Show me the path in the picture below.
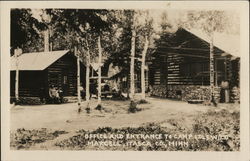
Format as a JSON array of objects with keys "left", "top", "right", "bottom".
[{"left": 10, "top": 97, "right": 210, "bottom": 131}]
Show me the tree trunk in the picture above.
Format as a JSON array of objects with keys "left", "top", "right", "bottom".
[
  {"left": 209, "top": 34, "right": 215, "bottom": 101},
  {"left": 126, "top": 72, "right": 130, "bottom": 98},
  {"left": 85, "top": 39, "right": 90, "bottom": 111},
  {"left": 141, "top": 36, "right": 149, "bottom": 100},
  {"left": 97, "top": 36, "right": 102, "bottom": 106},
  {"left": 75, "top": 46, "right": 81, "bottom": 106},
  {"left": 130, "top": 29, "right": 136, "bottom": 101},
  {"left": 14, "top": 48, "right": 21, "bottom": 102}
]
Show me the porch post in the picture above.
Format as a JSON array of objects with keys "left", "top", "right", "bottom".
[{"left": 215, "top": 58, "right": 218, "bottom": 87}]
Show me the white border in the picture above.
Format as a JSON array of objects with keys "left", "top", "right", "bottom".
[{"left": 1, "top": 1, "right": 249, "bottom": 161}]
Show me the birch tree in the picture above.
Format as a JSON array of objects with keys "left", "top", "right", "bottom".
[
  {"left": 96, "top": 35, "right": 103, "bottom": 110},
  {"left": 75, "top": 46, "right": 81, "bottom": 107},
  {"left": 45, "top": 9, "right": 111, "bottom": 113},
  {"left": 181, "top": 10, "right": 232, "bottom": 105},
  {"left": 14, "top": 48, "right": 22, "bottom": 104},
  {"left": 139, "top": 11, "right": 154, "bottom": 102},
  {"left": 130, "top": 21, "right": 136, "bottom": 101},
  {"left": 127, "top": 11, "right": 138, "bottom": 112},
  {"left": 140, "top": 35, "right": 149, "bottom": 101},
  {"left": 85, "top": 36, "right": 91, "bottom": 113}
]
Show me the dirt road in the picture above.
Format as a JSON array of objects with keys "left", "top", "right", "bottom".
[{"left": 11, "top": 97, "right": 213, "bottom": 132}]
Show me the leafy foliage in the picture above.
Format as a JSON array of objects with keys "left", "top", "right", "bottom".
[
  {"left": 11, "top": 9, "right": 47, "bottom": 54},
  {"left": 181, "top": 10, "right": 231, "bottom": 36},
  {"left": 54, "top": 109, "right": 239, "bottom": 151}
]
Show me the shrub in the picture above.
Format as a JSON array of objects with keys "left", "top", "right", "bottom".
[
  {"left": 137, "top": 99, "right": 149, "bottom": 104},
  {"left": 128, "top": 100, "right": 142, "bottom": 113}
]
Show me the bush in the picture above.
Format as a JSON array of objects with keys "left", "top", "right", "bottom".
[
  {"left": 10, "top": 97, "right": 68, "bottom": 105},
  {"left": 13, "top": 97, "right": 42, "bottom": 105},
  {"left": 128, "top": 100, "right": 142, "bottom": 113},
  {"left": 137, "top": 99, "right": 149, "bottom": 104},
  {"left": 192, "top": 109, "right": 240, "bottom": 151},
  {"left": 95, "top": 104, "right": 104, "bottom": 111}
]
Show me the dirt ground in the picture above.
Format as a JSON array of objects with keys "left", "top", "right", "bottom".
[
  {"left": 11, "top": 97, "right": 203, "bottom": 130},
  {"left": 10, "top": 96, "right": 240, "bottom": 150}
]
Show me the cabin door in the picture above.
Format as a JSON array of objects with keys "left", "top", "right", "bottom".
[
  {"left": 49, "top": 73, "right": 60, "bottom": 87},
  {"left": 62, "top": 70, "right": 69, "bottom": 96}
]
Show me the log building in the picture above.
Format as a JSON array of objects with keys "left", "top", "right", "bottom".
[
  {"left": 149, "top": 28, "right": 240, "bottom": 103},
  {"left": 10, "top": 50, "right": 85, "bottom": 98}
]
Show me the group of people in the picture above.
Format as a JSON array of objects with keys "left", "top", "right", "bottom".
[
  {"left": 40, "top": 80, "right": 123, "bottom": 104},
  {"left": 48, "top": 85, "right": 64, "bottom": 104}
]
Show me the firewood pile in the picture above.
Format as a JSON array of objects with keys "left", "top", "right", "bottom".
[
  {"left": 167, "top": 85, "right": 210, "bottom": 101},
  {"left": 152, "top": 85, "right": 221, "bottom": 102},
  {"left": 181, "top": 86, "right": 210, "bottom": 101},
  {"left": 150, "top": 85, "right": 167, "bottom": 97},
  {"left": 230, "top": 87, "right": 240, "bottom": 103}
]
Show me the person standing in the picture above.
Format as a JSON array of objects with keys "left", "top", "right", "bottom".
[
  {"left": 221, "top": 80, "right": 230, "bottom": 103},
  {"left": 79, "top": 83, "right": 86, "bottom": 100},
  {"left": 58, "top": 87, "right": 64, "bottom": 103}
]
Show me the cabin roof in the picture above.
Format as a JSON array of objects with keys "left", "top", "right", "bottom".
[
  {"left": 155, "top": 28, "right": 240, "bottom": 59},
  {"left": 10, "top": 50, "right": 69, "bottom": 71},
  {"left": 184, "top": 28, "right": 240, "bottom": 57}
]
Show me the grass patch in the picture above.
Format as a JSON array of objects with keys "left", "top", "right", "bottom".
[
  {"left": 55, "top": 108, "right": 239, "bottom": 151},
  {"left": 10, "top": 128, "right": 68, "bottom": 150}
]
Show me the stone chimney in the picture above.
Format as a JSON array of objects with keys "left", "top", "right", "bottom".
[{"left": 44, "top": 29, "right": 49, "bottom": 52}]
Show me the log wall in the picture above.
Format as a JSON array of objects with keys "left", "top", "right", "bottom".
[
  {"left": 47, "top": 53, "right": 85, "bottom": 96},
  {"left": 10, "top": 71, "right": 45, "bottom": 97},
  {"left": 10, "top": 53, "right": 85, "bottom": 97}
]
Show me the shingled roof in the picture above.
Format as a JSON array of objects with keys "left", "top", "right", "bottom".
[{"left": 10, "top": 50, "right": 69, "bottom": 71}]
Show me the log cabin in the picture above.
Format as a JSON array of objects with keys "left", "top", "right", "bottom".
[
  {"left": 10, "top": 50, "right": 85, "bottom": 99},
  {"left": 149, "top": 28, "right": 240, "bottom": 103}
]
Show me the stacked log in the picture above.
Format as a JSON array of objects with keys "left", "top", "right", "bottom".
[
  {"left": 213, "top": 87, "right": 221, "bottom": 103},
  {"left": 151, "top": 85, "right": 221, "bottom": 102},
  {"left": 230, "top": 87, "right": 240, "bottom": 103},
  {"left": 151, "top": 85, "right": 167, "bottom": 98}
]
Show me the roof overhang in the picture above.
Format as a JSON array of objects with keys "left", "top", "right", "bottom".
[{"left": 10, "top": 50, "right": 69, "bottom": 71}]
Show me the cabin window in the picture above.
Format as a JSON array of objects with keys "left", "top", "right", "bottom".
[
  {"left": 180, "top": 62, "right": 208, "bottom": 77},
  {"left": 63, "top": 76, "right": 67, "bottom": 84}
]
